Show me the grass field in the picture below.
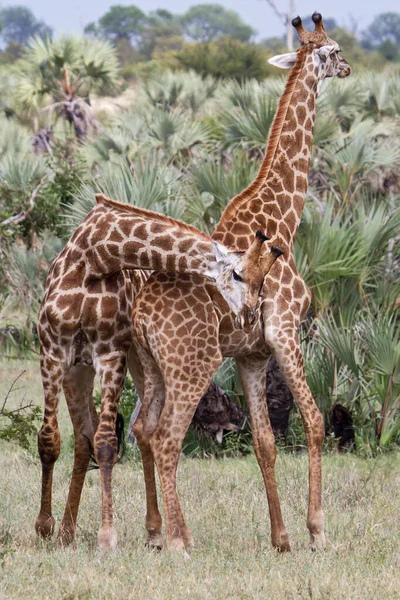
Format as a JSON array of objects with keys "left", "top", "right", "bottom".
[{"left": 0, "top": 361, "right": 399, "bottom": 600}]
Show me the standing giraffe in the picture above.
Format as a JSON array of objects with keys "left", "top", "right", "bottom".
[
  {"left": 35, "top": 192, "right": 281, "bottom": 551},
  {"left": 131, "top": 13, "right": 351, "bottom": 555}
]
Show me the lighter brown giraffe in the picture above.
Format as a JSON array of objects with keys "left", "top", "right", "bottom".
[
  {"left": 131, "top": 13, "right": 351, "bottom": 556},
  {"left": 35, "top": 193, "right": 282, "bottom": 551}
]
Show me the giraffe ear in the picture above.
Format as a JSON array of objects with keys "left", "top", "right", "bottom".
[
  {"left": 268, "top": 52, "right": 298, "bottom": 69},
  {"left": 212, "top": 241, "right": 230, "bottom": 262}
]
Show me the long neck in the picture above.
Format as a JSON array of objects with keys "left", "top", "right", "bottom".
[
  {"left": 73, "top": 200, "right": 220, "bottom": 279},
  {"left": 213, "top": 47, "right": 318, "bottom": 251}
]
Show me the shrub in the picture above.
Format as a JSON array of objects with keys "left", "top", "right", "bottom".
[{"left": 175, "top": 36, "right": 275, "bottom": 80}]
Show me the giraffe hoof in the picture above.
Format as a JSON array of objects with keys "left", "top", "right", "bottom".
[
  {"left": 57, "top": 524, "right": 76, "bottom": 547},
  {"left": 166, "top": 536, "right": 190, "bottom": 558},
  {"left": 146, "top": 532, "right": 163, "bottom": 551},
  {"left": 309, "top": 531, "right": 326, "bottom": 551},
  {"left": 98, "top": 526, "right": 117, "bottom": 553},
  {"left": 273, "top": 531, "right": 291, "bottom": 553},
  {"left": 35, "top": 514, "right": 56, "bottom": 538},
  {"left": 183, "top": 531, "right": 195, "bottom": 549}
]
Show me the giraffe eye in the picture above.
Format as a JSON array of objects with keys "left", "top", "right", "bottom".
[{"left": 233, "top": 270, "right": 243, "bottom": 283}]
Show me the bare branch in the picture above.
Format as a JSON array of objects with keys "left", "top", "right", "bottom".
[
  {"left": 263, "top": 0, "right": 296, "bottom": 50},
  {"left": 0, "top": 175, "right": 48, "bottom": 227},
  {"left": 1, "top": 370, "right": 26, "bottom": 412},
  {"left": 264, "top": 0, "right": 288, "bottom": 24}
]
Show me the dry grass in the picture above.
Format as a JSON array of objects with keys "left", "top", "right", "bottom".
[{"left": 0, "top": 361, "right": 399, "bottom": 600}]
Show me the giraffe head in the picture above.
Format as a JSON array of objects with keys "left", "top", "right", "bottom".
[
  {"left": 212, "top": 231, "right": 284, "bottom": 332},
  {"left": 268, "top": 12, "right": 351, "bottom": 81}
]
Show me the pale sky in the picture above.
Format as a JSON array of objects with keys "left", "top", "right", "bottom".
[{"left": 7, "top": 0, "right": 400, "bottom": 40}]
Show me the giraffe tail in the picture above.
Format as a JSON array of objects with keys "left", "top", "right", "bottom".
[{"left": 84, "top": 412, "right": 126, "bottom": 472}]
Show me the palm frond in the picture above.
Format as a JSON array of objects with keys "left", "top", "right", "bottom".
[{"left": 65, "top": 155, "right": 183, "bottom": 232}]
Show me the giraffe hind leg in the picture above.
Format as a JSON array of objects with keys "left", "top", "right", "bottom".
[
  {"left": 94, "top": 353, "right": 127, "bottom": 552},
  {"left": 150, "top": 374, "right": 218, "bottom": 557},
  {"left": 133, "top": 347, "right": 165, "bottom": 549},
  {"left": 57, "top": 365, "right": 98, "bottom": 547},
  {"left": 35, "top": 355, "right": 63, "bottom": 539}
]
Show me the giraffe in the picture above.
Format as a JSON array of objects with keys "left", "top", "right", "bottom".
[
  {"left": 35, "top": 192, "right": 282, "bottom": 551},
  {"left": 131, "top": 13, "right": 351, "bottom": 556}
]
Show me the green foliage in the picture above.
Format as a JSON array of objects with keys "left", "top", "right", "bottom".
[
  {"left": 139, "top": 9, "right": 183, "bottom": 60},
  {"left": 314, "top": 312, "right": 400, "bottom": 448},
  {"left": 186, "top": 154, "right": 258, "bottom": 231},
  {"left": 42, "top": 144, "right": 88, "bottom": 223},
  {"left": 0, "top": 5, "right": 52, "bottom": 46},
  {"left": 15, "top": 35, "right": 121, "bottom": 131},
  {"left": 180, "top": 4, "right": 255, "bottom": 43},
  {"left": 1, "top": 38, "right": 400, "bottom": 454},
  {"left": 295, "top": 200, "right": 400, "bottom": 315},
  {"left": 175, "top": 37, "right": 274, "bottom": 80},
  {"left": 1, "top": 234, "right": 63, "bottom": 313},
  {"left": 0, "top": 139, "right": 88, "bottom": 239},
  {"left": 314, "top": 119, "right": 400, "bottom": 203},
  {"left": 66, "top": 155, "right": 185, "bottom": 233},
  {"left": 362, "top": 12, "right": 400, "bottom": 48},
  {"left": 142, "top": 69, "right": 217, "bottom": 113},
  {"left": 85, "top": 5, "right": 146, "bottom": 45},
  {"left": 0, "top": 371, "right": 42, "bottom": 451}
]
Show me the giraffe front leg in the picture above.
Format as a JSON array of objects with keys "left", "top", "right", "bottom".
[
  {"left": 236, "top": 355, "right": 291, "bottom": 552},
  {"left": 35, "top": 356, "right": 63, "bottom": 539},
  {"left": 273, "top": 335, "right": 326, "bottom": 551},
  {"left": 94, "top": 354, "right": 127, "bottom": 553}
]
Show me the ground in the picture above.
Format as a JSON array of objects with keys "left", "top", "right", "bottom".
[{"left": 0, "top": 360, "right": 399, "bottom": 600}]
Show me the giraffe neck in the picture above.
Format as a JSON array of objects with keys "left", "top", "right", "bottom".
[
  {"left": 71, "top": 196, "right": 221, "bottom": 280},
  {"left": 213, "top": 47, "right": 318, "bottom": 251}
]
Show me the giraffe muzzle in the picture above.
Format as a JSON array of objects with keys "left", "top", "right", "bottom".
[{"left": 338, "top": 61, "right": 351, "bottom": 78}]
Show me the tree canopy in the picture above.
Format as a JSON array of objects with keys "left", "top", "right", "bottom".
[
  {"left": 180, "top": 4, "right": 255, "bottom": 43},
  {"left": 85, "top": 4, "right": 146, "bottom": 44},
  {"left": 362, "top": 12, "right": 400, "bottom": 47},
  {"left": 0, "top": 5, "right": 52, "bottom": 45}
]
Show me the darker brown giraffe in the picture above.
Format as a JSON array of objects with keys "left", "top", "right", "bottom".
[
  {"left": 35, "top": 193, "right": 281, "bottom": 551},
  {"left": 131, "top": 13, "right": 351, "bottom": 556}
]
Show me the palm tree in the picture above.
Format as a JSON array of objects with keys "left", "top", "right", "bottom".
[{"left": 15, "top": 36, "right": 121, "bottom": 140}]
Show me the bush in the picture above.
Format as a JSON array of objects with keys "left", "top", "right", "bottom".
[
  {"left": 175, "top": 36, "right": 276, "bottom": 80},
  {"left": 0, "top": 371, "right": 42, "bottom": 451}
]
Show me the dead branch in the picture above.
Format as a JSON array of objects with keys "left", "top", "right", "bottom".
[
  {"left": 265, "top": 0, "right": 288, "bottom": 24},
  {"left": 0, "top": 175, "right": 48, "bottom": 227},
  {"left": 1, "top": 370, "right": 26, "bottom": 412},
  {"left": 263, "top": 0, "right": 295, "bottom": 50}
]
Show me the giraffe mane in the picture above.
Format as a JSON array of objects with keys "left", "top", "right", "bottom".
[
  {"left": 215, "top": 46, "right": 309, "bottom": 226},
  {"left": 95, "top": 193, "right": 211, "bottom": 242}
]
